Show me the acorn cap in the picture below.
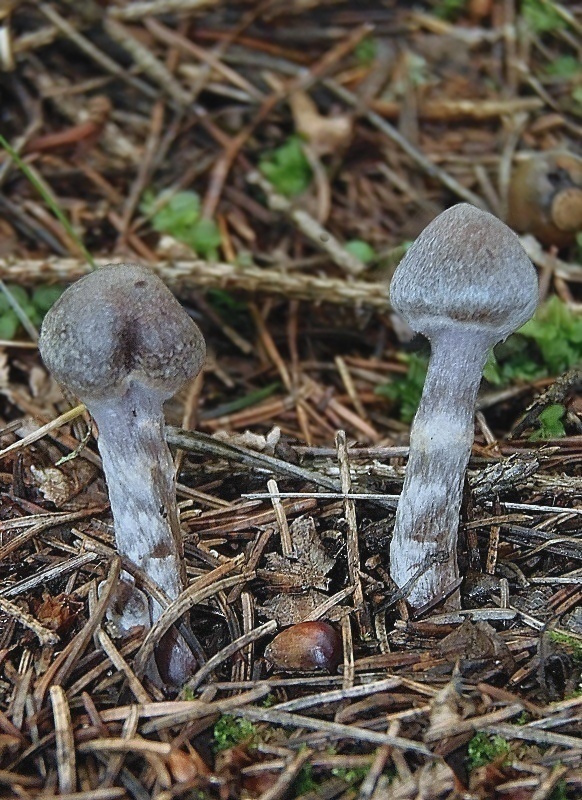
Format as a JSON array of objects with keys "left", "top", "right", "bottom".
[
  {"left": 389, "top": 204, "right": 538, "bottom": 342},
  {"left": 39, "top": 264, "right": 206, "bottom": 401}
]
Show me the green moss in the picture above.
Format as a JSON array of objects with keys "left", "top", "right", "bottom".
[
  {"left": 545, "top": 55, "right": 581, "bottom": 78},
  {"left": 549, "top": 779, "right": 569, "bottom": 800},
  {"left": 467, "top": 732, "right": 511, "bottom": 770},
  {"left": 331, "top": 765, "right": 369, "bottom": 785},
  {"left": 519, "top": 296, "right": 582, "bottom": 375},
  {"left": 213, "top": 715, "right": 259, "bottom": 752},
  {"left": 261, "top": 693, "right": 277, "bottom": 708},
  {"left": 548, "top": 631, "right": 582, "bottom": 662},
  {"left": 354, "top": 36, "right": 378, "bottom": 65},
  {"left": 293, "top": 762, "right": 317, "bottom": 795},
  {"left": 529, "top": 404, "right": 567, "bottom": 441},
  {"left": 434, "top": 0, "right": 468, "bottom": 21}
]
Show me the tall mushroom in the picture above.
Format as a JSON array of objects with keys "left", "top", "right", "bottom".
[
  {"left": 389, "top": 204, "right": 538, "bottom": 610},
  {"left": 39, "top": 264, "right": 206, "bottom": 681}
]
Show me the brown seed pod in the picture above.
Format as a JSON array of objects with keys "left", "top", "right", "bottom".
[
  {"left": 264, "top": 621, "right": 342, "bottom": 672},
  {"left": 507, "top": 151, "right": 582, "bottom": 248}
]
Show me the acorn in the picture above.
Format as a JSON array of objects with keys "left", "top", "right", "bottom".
[
  {"left": 507, "top": 151, "right": 582, "bottom": 248},
  {"left": 264, "top": 621, "right": 342, "bottom": 672}
]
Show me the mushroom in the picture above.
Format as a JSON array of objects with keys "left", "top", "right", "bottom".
[
  {"left": 39, "top": 264, "right": 206, "bottom": 682},
  {"left": 507, "top": 151, "right": 582, "bottom": 248},
  {"left": 388, "top": 204, "right": 538, "bottom": 610}
]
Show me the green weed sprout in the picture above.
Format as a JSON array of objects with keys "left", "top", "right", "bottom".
[
  {"left": 259, "top": 136, "right": 313, "bottom": 197},
  {"left": 345, "top": 239, "right": 376, "bottom": 264},
  {"left": 354, "top": 36, "right": 378, "bottom": 65},
  {"left": 529, "top": 404, "right": 567, "bottom": 441},
  {"left": 0, "top": 283, "right": 64, "bottom": 340},
  {"left": 142, "top": 190, "right": 222, "bottom": 259},
  {"left": 522, "top": 0, "right": 567, "bottom": 33}
]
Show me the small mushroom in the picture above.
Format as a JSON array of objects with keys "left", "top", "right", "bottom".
[
  {"left": 39, "top": 264, "right": 206, "bottom": 682},
  {"left": 507, "top": 151, "right": 582, "bottom": 248},
  {"left": 389, "top": 204, "right": 538, "bottom": 610}
]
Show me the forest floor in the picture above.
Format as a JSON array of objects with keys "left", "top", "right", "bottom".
[{"left": 0, "top": 1, "right": 580, "bottom": 798}]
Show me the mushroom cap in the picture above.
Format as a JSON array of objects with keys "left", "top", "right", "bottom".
[
  {"left": 390, "top": 204, "right": 538, "bottom": 342},
  {"left": 507, "top": 151, "right": 582, "bottom": 247},
  {"left": 551, "top": 186, "right": 582, "bottom": 233},
  {"left": 39, "top": 264, "right": 206, "bottom": 401}
]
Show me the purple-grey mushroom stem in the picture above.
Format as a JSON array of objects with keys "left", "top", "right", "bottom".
[
  {"left": 91, "top": 385, "right": 185, "bottom": 617},
  {"left": 390, "top": 328, "right": 497, "bottom": 608}
]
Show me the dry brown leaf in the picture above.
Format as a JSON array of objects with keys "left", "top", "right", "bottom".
[
  {"left": 425, "top": 672, "right": 475, "bottom": 744},
  {"left": 30, "top": 465, "right": 72, "bottom": 506},
  {"left": 264, "top": 515, "right": 335, "bottom": 591},
  {"left": 212, "top": 426, "right": 281, "bottom": 455},
  {"left": 260, "top": 589, "right": 331, "bottom": 627},
  {"left": 32, "top": 593, "right": 84, "bottom": 636},
  {"left": 167, "top": 747, "right": 210, "bottom": 783},
  {"left": 437, "top": 619, "right": 515, "bottom": 675},
  {"left": 388, "top": 760, "right": 460, "bottom": 800},
  {"left": 289, "top": 91, "right": 352, "bottom": 157}
]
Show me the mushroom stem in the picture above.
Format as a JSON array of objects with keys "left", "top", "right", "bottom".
[
  {"left": 92, "top": 383, "right": 185, "bottom": 623},
  {"left": 389, "top": 328, "right": 493, "bottom": 610}
]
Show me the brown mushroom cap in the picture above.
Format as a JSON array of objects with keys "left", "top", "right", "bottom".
[
  {"left": 507, "top": 151, "right": 582, "bottom": 247},
  {"left": 39, "top": 264, "right": 206, "bottom": 400},
  {"left": 550, "top": 186, "right": 582, "bottom": 232},
  {"left": 390, "top": 203, "right": 538, "bottom": 342}
]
